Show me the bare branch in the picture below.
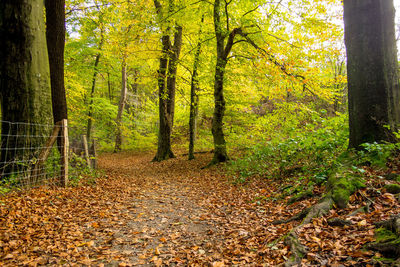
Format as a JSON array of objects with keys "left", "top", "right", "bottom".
[{"left": 242, "top": 5, "right": 261, "bottom": 18}]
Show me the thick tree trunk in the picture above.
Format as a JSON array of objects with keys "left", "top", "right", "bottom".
[
  {"left": 344, "top": 0, "right": 400, "bottom": 149},
  {"left": 211, "top": 57, "right": 229, "bottom": 163},
  {"left": 154, "top": 34, "right": 173, "bottom": 161},
  {"left": 0, "top": 0, "right": 53, "bottom": 178},
  {"left": 152, "top": 0, "right": 183, "bottom": 162},
  {"left": 210, "top": 0, "right": 234, "bottom": 164},
  {"left": 188, "top": 16, "right": 204, "bottom": 160},
  {"left": 45, "top": 0, "right": 68, "bottom": 124},
  {"left": 153, "top": 26, "right": 183, "bottom": 162},
  {"left": 114, "top": 59, "right": 127, "bottom": 152}
]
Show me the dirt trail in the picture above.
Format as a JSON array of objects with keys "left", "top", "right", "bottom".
[
  {"left": 96, "top": 152, "right": 224, "bottom": 266},
  {"left": 0, "top": 152, "right": 301, "bottom": 266}
]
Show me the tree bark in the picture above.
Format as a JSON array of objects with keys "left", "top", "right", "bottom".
[
  {"left": 210, "top": 0, "right": 241, "bottom": 164},
  {"left": 86, "top": 31, "right": 104, "bottom": 144},
  {"left": 153, "top": 0, "right": 183, "bottom": 162},
  {"left": 107, "top": 71, "right": 113, "bottom": 101},
  {"left": 188, "top": 15, "right": 204, "bottom": 160},
  {"left": 344, "top": 0, "right": 400, "bottom": 149},
  {"left": 0, "top": 0, "right": 53, "bottom": 178},
  {"left": 45, "top": 0, "right": 68, "bottom": 124},
  {"left": 114, "top": 58, "right": 127, "bottom": 152}
]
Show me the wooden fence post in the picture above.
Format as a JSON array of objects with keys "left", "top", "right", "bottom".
[
  {"left": 81, "top": 135, "right": 91, "bottom": 168},
  {"left": 60, "top": 119, "right": 69, "bottom": 187},
  {"left": 31, "top": 122, "right": 61, "bottom": 184}
]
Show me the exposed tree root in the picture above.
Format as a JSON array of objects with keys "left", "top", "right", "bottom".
[
  {"left": 283, "top": 197, "right": 333, "bottom": 266},
  {"left": 282, "top": 157, "right": 365, "bottom": 266},
  {"left": 374, "top": 215, "right": 400, "bottom": 235},
  {"left": 284, "top": 232, "right": 307, "bottom": 267},
  {"left": 348, "top": 200, "right": 373, "bottom": 216},
  {"left": 365, "top": 215, "right": 400, "bottom": 259},
  {"left": 365, "top": 241, "right": 400, "bottom": 258},
  {"left": 272, "top": 207, "right": 311, "bottom": 225}
]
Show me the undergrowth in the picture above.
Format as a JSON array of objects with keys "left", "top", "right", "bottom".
[
  {"left": 228, "top": 113, "right": 400, "bottom": 191},
  {"left": 228, "top": 113, "right": 349, "bottom": 185}
]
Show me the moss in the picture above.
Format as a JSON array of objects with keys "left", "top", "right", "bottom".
[
  {"left": 329, "top": 172, "right": 365, "bottom": 209},
  {"left": 384, "top": 173, "right": 400, "bottom": 182},
  {"left": 287, "top": 186, "right": 314, "bottom": 204},
  {"left": 366, "top": 228, "right": 400, "bottom": 258},
  {"left": 373, "top": 256, "right": 395, "bottom": 263},
  {"left": 384, "top": 184, "right": 400, "bottom": 194},
  {"left": 375, "top": 227, "right": 397, "bottom": 243}
]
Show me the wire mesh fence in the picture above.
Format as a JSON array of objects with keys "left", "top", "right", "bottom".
[{"left": 0, "top": 120, "right": 97, "bottom": 193}]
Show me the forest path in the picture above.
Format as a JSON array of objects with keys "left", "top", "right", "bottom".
[
  {"left": 93, "top": 152, "right": 288, "bottom": 266},
  {"left": 0, "top": 152, "right": 297, "bottom": 266},
  {"left": 0, "top": 152, "right": 388, "bottom": 266},
  {"left": 96, "top": 152, "right": 225, "bottom": 266}
]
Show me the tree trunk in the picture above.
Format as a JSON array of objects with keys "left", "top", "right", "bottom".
[
  {"left": 211, "top": 57, "right": 229, "bottom": 164},
  {"left": 210, "top": 0, "right": 235, "bottom": 164},
  {"left": 344, "top": 0, "right": 400, "bottom": 149},
  {"left": 107, "top": 71, "right": 113, "bottom": 101},
  {"left": 0, "top": 0, "right": 53, "bottom": 178},
  {"left": 114, "top": 58, "right": 127, "bottom": 152},
  {"left": 45, "top": 0, "right": 68, "bottom": 124},
  {"left": 86, "top": 33, "right": 104, "bottom": 144},
  {"left": 188, "top": 15, "right": 204, "bottom": 160},
  {"left": 153, "top": 0, "right": 183, "bottom": 162}
]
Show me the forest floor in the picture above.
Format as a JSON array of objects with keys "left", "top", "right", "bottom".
[{"left": 1, "top": 152, "right": 400, "bottom": 266}]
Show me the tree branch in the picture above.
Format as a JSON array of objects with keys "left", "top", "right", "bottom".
[
  {"left": 242, "top": 5, "right": 261, "bottom": 18},
  {"left": 223, "top": 27, "right": 242, "bottom": 58},
  {"left": 238, "top": 31, "right": 316, "bottom": 96}
]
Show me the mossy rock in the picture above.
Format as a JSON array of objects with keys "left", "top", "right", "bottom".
[
  {"left": 384, "top": 173, "right": 400, "bottom": 182},
  {"left": 375, "top": 228, "right": 398, "bottom": 243},
  {"left": 329, "top": 173, "right": 365, "bottom": 209},
  {"left": 366, "top": 228, "right": 400, "bottom": 258},
  {"left": 385, "top": 184, "right": 400, "bottom": 194}
]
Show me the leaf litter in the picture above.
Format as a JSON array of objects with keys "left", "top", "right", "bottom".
[{"left": 0, "top": 151, "right": 400, "bottom": 266}]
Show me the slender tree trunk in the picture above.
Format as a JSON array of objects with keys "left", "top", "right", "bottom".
[
  {"left": 114, "top": 58, "right": 128, "bottom": 152},
  {"left": 107, "top": 71, "right": 113, "bottom": 101},
  {"left": 0, "top": 0, "right": 53, "bottom": 178},
  {"left": 45, "top": 0, "right": 68, "bottom": 124},
  {"left": 188, "top": 15, "right": 204, "bottom": 160},
  {"left": 344, "top": 0, "right": 400, "bottom": 149},
  {"left": 86, "top": 33, "right": 104, "bottom": 143}
]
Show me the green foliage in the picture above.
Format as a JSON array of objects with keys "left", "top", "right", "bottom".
[
  {"left": 357, "top": 142, "right": 400, "bottom": 168},
  {"left": 69, "top": 154, "right": 100, "bottom": 187},
  {"left": 64, "top": 0, "right": 345, "bottom": 154},
  {"left": 228, "top": 113, "right": 349, "bottom": 185},
  {"left": 0, "top": 175, "right": 20, "bottom": 195}
]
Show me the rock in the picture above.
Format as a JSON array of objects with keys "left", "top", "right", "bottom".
[
  {"left": 385, "top": 184, "right": 400, "bottom": 194},
  {"left": 384, "top": 173, "right": 400, "bottom": 181}
]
